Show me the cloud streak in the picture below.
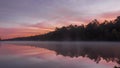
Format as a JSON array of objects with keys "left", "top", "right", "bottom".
[{"left": 0, "top": 27, "right": 52, "bottom": 39}]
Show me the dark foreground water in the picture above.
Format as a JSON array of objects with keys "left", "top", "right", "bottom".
[{"left": 0, "top": 41, "right": 120, "bottom": 68}]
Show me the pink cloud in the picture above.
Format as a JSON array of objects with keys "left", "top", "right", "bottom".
[
  {"left": 99, "top": 11, "right": 120, "bottom": 22},
  {"left": 47, "top": 8, "right": 91, "bottom": 25},
  {"left": 0, "top": 27, "right": 52, "bottom": 39},
  {"left": 101, "top": 11, "right": 120, "bottom": 18},
  {"left": 24, "top": 21, "right": 54, "bottom": 30}
]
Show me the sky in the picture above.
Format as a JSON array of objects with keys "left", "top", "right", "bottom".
[{"left": 0, "top": 0, "right": 120, "bottom": 39}]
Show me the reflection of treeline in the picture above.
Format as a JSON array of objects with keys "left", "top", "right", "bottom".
[
  {"left": 13, "top": 42, "right": 120, "bottom": 66},
  {"left": 52, "top": 45, "right": 120, "bottom": 68},
  {"left": 4, "top": 16, "right": 120, "bottom": 41},
  {"left": 53, "top": 45, "right": 120, "bottom": 64},
  {"left": 34, "top": 44, "right": 120, "bottom": 65},
  {"left": 6, "top": 42, "right": 120, "bottom": 68}
]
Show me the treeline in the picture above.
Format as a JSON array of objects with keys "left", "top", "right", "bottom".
[
  {"left": 0, "top": 38, "right": 1, "bottom": 41},
  {"left": 4, "top": 16, "right": 120, "bottom": 41}
]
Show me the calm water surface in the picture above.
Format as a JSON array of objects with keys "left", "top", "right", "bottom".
[{"left": 0, "top": 41, "right": 120, "bottom": 68}]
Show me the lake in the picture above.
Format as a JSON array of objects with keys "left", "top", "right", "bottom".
[{"left": 0, "top": 41, "right": 120, "bottom": 68}]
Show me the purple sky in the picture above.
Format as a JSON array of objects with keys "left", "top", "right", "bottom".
[{"left": 0, "top": 0, "right": 120, "bottom": 39}]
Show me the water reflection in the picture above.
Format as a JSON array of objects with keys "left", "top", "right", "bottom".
[{"left": 0, "top": 41, "right": 120, "bottom": 68}]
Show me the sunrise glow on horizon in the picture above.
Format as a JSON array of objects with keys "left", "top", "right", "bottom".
[{"left": 0, "top": 0, "right": 120, "bottom": 39}]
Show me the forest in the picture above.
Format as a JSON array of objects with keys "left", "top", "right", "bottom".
[{"left": 3, "top": 16, "right": 120, "bottom": 41}]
